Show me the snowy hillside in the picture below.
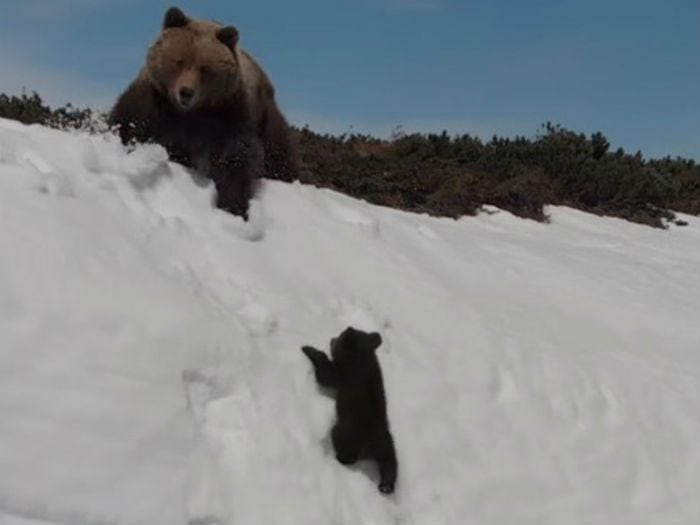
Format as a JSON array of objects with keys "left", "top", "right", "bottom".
[{"left": 0, "top": 117, "right": 699, "bottom": 525}]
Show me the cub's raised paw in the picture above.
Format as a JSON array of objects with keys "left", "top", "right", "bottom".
[{"left": 301, "top": 345, "right": 324, "bottom": 360}]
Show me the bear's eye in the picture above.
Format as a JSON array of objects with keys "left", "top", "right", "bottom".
[
  {"left": 174, "top": 59, "right": 184, "bottom": 68},
  {"left": 199, "top": 65, "right": 211, "bottom": 75}
]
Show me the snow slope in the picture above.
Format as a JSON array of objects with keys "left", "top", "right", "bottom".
[{"left": 0, "top": 117, "right": 699, "bottom": 525}]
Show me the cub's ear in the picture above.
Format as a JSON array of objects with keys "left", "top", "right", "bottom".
[
  {"left": 366, "top": 332, "right": 382, "bottom": 352},
  {"left": 217, "top": 26, "right": 239, "bottom": 50},
  {"left": 164, "top": 7, "right": 189, "bottom": 29}
]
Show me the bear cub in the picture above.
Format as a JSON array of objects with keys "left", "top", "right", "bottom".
[
  {"left": 109, "top": 7, "right": 298, "bottom": 220},
  {"left": 302, "top": 327, "right": 398, "bottom": 494}
]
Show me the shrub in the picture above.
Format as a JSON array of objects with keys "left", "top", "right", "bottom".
[{"left": 2, "top": 91, "right": 698, "bottom": 228}]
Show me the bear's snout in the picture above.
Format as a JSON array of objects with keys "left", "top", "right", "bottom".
[
  {"left": 171, "top": 68, "right": 201, "bottom": 110},
  {"left": 172, "top": 84, "right": 198, "bottom": 110},
  {"left": 178, "top": 87, "right": 195, "bottom": 106}
]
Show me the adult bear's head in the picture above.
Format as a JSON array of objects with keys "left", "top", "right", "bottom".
[{"left": 144, "top": 7, "right": 242, "bottom": 111}]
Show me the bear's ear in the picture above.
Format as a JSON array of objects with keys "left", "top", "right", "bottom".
[
  {"left": 217, "top": 26, "right": 239, "bottom": 50},
  {"left": 366, "top": 332, "right": 382, "bottom": 352},
  {"left": 163, "top": 7, "right": 189, "bottom": 29}
]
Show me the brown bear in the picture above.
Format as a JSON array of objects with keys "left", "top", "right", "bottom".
[{"left": 108, "top": 6, "right": 298, "bottom": 219}]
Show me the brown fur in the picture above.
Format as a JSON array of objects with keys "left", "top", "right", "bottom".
[{"left": 109, "top": 7, "right": 298, "bottom": 219}]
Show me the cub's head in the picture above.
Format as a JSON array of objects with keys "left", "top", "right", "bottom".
[
  {"left": 330, "top": 327, "right": 382, "bottom": 364},
  {"left": 145, "top": 7, "right": 242, "bottom": 111}
]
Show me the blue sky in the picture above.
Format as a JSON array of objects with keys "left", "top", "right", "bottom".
[{"left": 0, "top": 0, "right": 697, "bottom": 159}]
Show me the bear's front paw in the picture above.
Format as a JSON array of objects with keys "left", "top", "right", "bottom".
[{"left": 378, "top": 481, "right": 395, "bottom": 495}]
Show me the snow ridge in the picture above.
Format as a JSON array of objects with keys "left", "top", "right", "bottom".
[{"left": 1, "top": 118, "right": 699, "bottom": 525}]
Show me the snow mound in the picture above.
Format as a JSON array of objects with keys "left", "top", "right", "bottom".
[{"left": 0, "top": 117, "right": 699, "bottom": 525}]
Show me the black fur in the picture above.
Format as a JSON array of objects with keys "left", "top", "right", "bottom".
[
  {"left": 109, "top": 81, "right": 261, "bottom": 219},
  {"left": 302, "top": 327, "right": 398, "bottom": 495},
  {"left": 260, "top": 101, "right": 299, "bottom": 184}
]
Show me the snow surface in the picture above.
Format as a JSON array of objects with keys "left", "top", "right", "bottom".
[{"left": 0, "top": 117, "right": 699, "bottom": 525}]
